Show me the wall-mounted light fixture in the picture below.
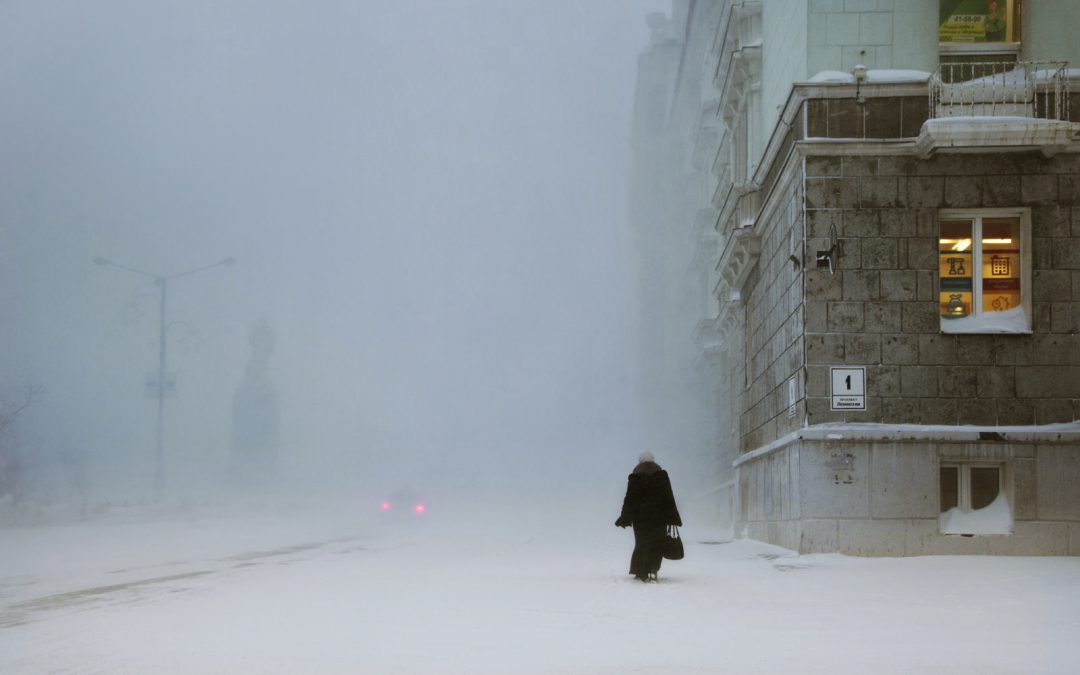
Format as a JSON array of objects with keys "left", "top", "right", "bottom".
[{"left": 853, "top": 64, "right": 868, "bottom": 104}]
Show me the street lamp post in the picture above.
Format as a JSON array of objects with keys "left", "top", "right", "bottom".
[{"left": 94, "top": 256, "right": 235, "bottom": 495}]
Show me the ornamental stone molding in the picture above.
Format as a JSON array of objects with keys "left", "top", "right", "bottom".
[
  {"left": 714, "top": 225, "right": 760, "bottom": 304},
  {"left": 713, "top": 299, "right": 743, "bottom": 356}
]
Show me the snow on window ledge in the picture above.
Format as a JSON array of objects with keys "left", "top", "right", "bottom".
[
  {"left": 940, "top": 306, "right": 1031, "bottom": 334},
  {"left": 940, "top": 493, "right": 1013, "bottom": 536}
]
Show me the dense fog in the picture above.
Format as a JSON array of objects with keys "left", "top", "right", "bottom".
[{"left": 0, "top": 0, "right": 672, "bottom": 512}]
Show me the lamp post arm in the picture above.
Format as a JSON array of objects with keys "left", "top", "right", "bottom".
[
  {"left": 93, "top": 257, "right": 161, "bottom": 281},
  {"left": 166, "top": 257, "right": 236, "bottom": 281}
]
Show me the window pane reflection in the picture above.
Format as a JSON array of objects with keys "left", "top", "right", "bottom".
[
  {"left": 970, "top": 467, "right": 1001, "bottom": 510},
  {"left": 940, "top": 466, "right": 959, "bottom": 512}
]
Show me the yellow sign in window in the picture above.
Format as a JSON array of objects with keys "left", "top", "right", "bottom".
[
  {"left": 940, "top": 219, "right": 973, "bottom": 319},
  {"left": 981, "top": 217, "right": 1020, "bottom": 312}
]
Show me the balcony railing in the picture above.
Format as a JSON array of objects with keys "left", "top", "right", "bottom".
[{"left": 930, "top": 61, "right": 1070, "bottom": 121}]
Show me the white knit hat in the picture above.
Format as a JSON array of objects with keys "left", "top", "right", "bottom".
[{"left": 638, "top": 451, "right": 655, "bottom": 463}]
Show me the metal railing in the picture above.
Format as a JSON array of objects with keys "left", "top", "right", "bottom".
[{"left": 930, "top": 61, "right": 1070, "bottom": 121}]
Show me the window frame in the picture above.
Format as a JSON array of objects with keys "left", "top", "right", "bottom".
[
  {"left": 938, "top": 207, "right": 1032, "bottom": 334},
  {"left": 939, "top": 42, "right": 1020, "bottom": 59},
  {"left": 939, "top": 460, "right": 1014, "bottom": 536},
  {"left": 940, "top": 462, "right": 1005, "bottom": 514}
]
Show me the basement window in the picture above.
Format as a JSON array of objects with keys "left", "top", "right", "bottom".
[
  {"left": 938, "top": 209, "right": 1031, "bottom": 333},
  {"left": 939, "top": 462, "right": 1013, "bottom": 535}
]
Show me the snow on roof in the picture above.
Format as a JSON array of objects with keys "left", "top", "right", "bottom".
[
  {"left": 943, "top": 66, "right": 1080, "bottom": 86},
  {"left": 806, "top": 69, "right": 932, "bottom": 84},
  {"left": 807, "top": 421, "right": 1080, "bottom": 437},
  {"left": 923, "top": 116, "right": 1070, "bottom": 125}
]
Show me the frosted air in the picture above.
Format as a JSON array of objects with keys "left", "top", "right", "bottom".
[{"left": 2, "top": 1, "right": 1080, "bottom": 673}]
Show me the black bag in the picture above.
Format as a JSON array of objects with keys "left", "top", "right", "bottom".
[{"left": 662, "top": 525, "right": 684, "bottom": 560}]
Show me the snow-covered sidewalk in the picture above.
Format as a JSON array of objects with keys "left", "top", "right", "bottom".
[{"left": 2, "top": 497, "right": 1079, "bottom": 674}]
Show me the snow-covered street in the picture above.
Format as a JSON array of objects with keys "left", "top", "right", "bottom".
[{"left": 3, "top": 495, "right": 1079, "bottom": 674}]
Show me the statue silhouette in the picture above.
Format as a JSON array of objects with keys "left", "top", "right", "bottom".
[{"left": 231, "top": 319, "right": 280, "bottom": 483}]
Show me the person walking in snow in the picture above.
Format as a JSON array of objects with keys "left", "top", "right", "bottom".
[{"left": 615, "top": 451, "right": 682, "bottom": 582}]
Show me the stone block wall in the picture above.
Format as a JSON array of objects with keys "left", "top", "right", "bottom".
[
  {"left": 803, "top": 151, "right": 1080, "bottom": 427},
  {"left": 739, "top": 161, "right": 806, "bottom": 453},
  {"left": 804, "top": 96, "right": 928, "bottom": 139},
  {"left": 1025, "top": 0, "right": 1080, "bottom": 67}
]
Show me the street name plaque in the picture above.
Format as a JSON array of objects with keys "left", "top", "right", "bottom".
[{"left": 830, "top": 366, "right": 866, "bottom": 411}]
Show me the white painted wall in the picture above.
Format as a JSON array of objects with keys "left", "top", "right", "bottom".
[
  {"left": 760, "top": 0, "right": 938, "bottom": 162},
  {"left": 752, "top": 0, "right": 1080, "bottom": 186},
  {"left": 805, "top": 0, "right": 937, "bottom": 75},
  {"left": 762, "top": 0, "right": 808, "bottom": 157},
  {"left": 1024, "top": 0, "right": 1080, "bottom": 65},
  {"left": 889, "top": 0, "right": 938, "bottom": 71}
]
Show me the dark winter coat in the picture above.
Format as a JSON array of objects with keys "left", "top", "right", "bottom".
[
  {"left": 615, "top": 461, "right": 682, "bottom": 578},
  {"left": 616, "top": 461, "right": 682, "bottom": 528}
]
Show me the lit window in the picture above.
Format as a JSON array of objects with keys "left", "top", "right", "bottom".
[
  {"left": 939, "top": 209, "right": 1030, "bottom": 333},
  {"left": 939, "top": 462, "right": 1012, "bottom": 535}
]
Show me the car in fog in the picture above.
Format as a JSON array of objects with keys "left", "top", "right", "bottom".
[{"left": 378, "top": 488, "right": 428, "bottom": 517}]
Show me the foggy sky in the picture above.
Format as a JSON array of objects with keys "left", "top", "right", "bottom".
[{"left": 0, "top": 0, "right": 668, "bottom": 496}]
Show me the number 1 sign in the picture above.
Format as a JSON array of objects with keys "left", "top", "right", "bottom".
[{"left": 830, "top": 367, "right": 866, "bottom": 411}]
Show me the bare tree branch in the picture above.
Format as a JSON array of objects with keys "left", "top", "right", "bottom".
[{"left": 0, "top": 384, "right": 45, "bottom": 436}]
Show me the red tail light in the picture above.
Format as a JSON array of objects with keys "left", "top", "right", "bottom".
[
  {"left": 414, "top": 503, "right": 425, "bottom": 514},
  {"left": 380, "top": 501, "right": 391, "bottom": 511}
]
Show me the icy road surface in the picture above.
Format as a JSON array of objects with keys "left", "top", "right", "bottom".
[{"left": 2, "top": 495, "right": 1080, "bottom": 674}]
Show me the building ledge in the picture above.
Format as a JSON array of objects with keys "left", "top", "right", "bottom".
[
  {"left": 734, "top": 422, "right": 1080, "bottom": 468},
  {"left": 916, "top": 117, "right": 1078, "bottom": 157}
]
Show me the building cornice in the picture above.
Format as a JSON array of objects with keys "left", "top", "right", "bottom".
[{"left": 916, "top": 117, "right": 1079, "bottom": 157}]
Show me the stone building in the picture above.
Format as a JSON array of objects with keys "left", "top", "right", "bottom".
[
  {"left": 629, "top": 1, "right": 737, "bottom": 529},
  {"left": 631, "top": 0, "right": 1080, "bottom": 555}
]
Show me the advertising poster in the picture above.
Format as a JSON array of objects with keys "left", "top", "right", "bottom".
[{"left": 939, "top": 0, "right": 1019, "bottom": 43}]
